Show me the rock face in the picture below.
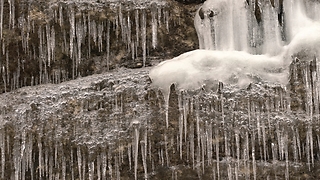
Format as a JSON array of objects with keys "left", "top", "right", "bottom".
[
  {"left": 1, "top": 0, "right": 320, "bottom": 179},
  {"left": 1, "top": 56, "right": 320, "bottom": 179},
  {"left": 0, "top": 0, "right": 199, "bottom": 93}
]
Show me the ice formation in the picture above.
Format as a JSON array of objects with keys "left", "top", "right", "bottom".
[
  {"left": 149, "top": 50, "right": 286, "bottom": 92},
  {"left": 1, "top": 0, "right": 320, "bottom": 179},
  {"left": 150, "top": 0, "right": 320, "bottom": 94}
]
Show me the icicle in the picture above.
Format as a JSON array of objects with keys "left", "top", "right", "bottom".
[
  {"left": 135, "top": 10, "right": 139, "bottom": 59},
  {"left": 51, "top": 26, "right": 55, "bottom": 66},
  {"left": 102, "top": 150, "right": 107, "bottom": 180},
  {"left": 2, "top": 66, "right": 6, "bottom": 92},
  {"left": 296, "top": 128, "right": 302, "bottom": 161},
  {"left": 97, "top": 22, "right": 103, "bottom": 52},
  {"left": 252, "top": 131, "right": 256, "bottom": 180},
  {"left": 62, "top": 28, "right": 67, "bottom": 54},
  {"left": 141, "top": 131, "right": 148, "bottom": 180},
  {"left": 69, "top": 6, "right": 75, "bottom": 59},
  {"left": 106, "top": 21, "right": 110, "bottom": 71},
  {"left": 0, "top": 129, "right": 6, "bottom": 179},
  {"left": 164, "top": 9, "right": 169, "bottom": 32},
  {"left": 292, "top": 127, "right": 298, "bottom": 163},
  {"left": 18, "top": 16, "right": 27, "bottom": 52},
  {"left": 164, "top": 134, "right": 169, "bottom": 167},
  {"left": 108, "top": 149, "right": 113, "bottom": 179},
  {"left": 235, "top": 128, "right": 240, "bottom": 167},
  {"left": 8, "top": 0, "right": 14, "bottom": 29},
  {"left": 261, "top": 120, "right": 267, "bottom": 162},
  {"left": 188, "top": 117, "right": 194, "bottom": 168},
  {"left": 284, "top": 130, "right": 289, "bottom": 180},
  {"left": 46, "top": 24, "right": 51, "bottom": 67},
  {"left": 82, "top": 151, "right": 86, "bottom": 180},
  {"left": 38, "top": 136, "right": 43, "bottom": 179},
  {"left": 159, "top": 148, "right": 164, "bottom": 166},
  {"left": 118, "top": 4, "right": 125, "bottom": 42},
  {"left": 133, "top": 126, "right": 139, "bottom": 180},
  {"left": 215, "top": 127, "right": 220, "bottom": 180},
  {"left": 38, "top": 26, "right": 43, "bottom": 83},
  {"left": 28, "top": 132, "right": 33, "bottom": 180},
  {"left": 62, "top": 155, "right": 66, "bottom": 180},
  {"left": 128, "top": 143, "right": 132, "bottom": 170},
  {"left": 178, "top": 93, "right": 183, "bottom": 159},
  {"left": 59, "top": 4, "right": 63, "bottom": 27},
  {"left": 127, "top": 13, "right": 132, "bottom": 54},
  {"left": 89, "top": 160, "right": 94, "bottom": 180},
  {"left": 183, "top": 94, "right": 188, "bottom": 142},
  {"left": 195, "top": 108, "right": 202, "bottom": 173},
  {"left": 200, "top": 123, "right": 205, "bottom": 174},
  {"left": 151, "top": 9, "right": 158, "bottom": 49},
  {"left": 162, "top": 88, "right": 170, "bottom": 128},
  {"left": 0, "top": 0, "right": 3, "bottom": 39},
  {"left": 97, "top": 153, "right": 101, "bottom": 180},
  {"left": 227, "top": 164, "right": 232, "bottom": 180},
  {"left": 158, "top": 7, "right": 162, "bottom": 28},
  {"left": 115, "top": 153, "right": 120, "bottom": 180},
  {"left": 207, "top": 121, "right": 213, "bottom": 166},
  {"left": 21, "top": 131, "right": 26, "bottom": 180},
  {"left": 141, "top": 10, "right": 147, "bottom": 67},
  {"left": 49, "top": 151, "right": 54, "bottom": 180},
  {"left": 76, "top": 17, "right": 83, "bottom": 65},
  {"left": 45, "top": 147, "right": 49, "bottom": 179},
  {"left": 13, "top": 135, "right": 21, "bottom": 180},
  {"left": 306, "top": 125, "right": 314, "bottom": 170},
  {"left": 6, "top": 50, "right": 9, "bottom": 87},
  {"left": 77, "top": 147, "right": 82, "bottom": 180},
  {"left": 144, "top": 130, "right": 147, "bottom": 179}
]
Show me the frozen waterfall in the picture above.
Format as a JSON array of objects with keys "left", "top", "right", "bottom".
[{"left": 0, "top": 0, "right": 320, "bottom": 179}]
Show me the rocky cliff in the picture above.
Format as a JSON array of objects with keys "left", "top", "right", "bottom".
[{"left": 0, "top": 0, "right": 320, "bottom": 179}]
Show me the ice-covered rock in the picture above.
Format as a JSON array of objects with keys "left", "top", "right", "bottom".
[{"left": 149, "top": 49, "right": 287, "bottom": 92}]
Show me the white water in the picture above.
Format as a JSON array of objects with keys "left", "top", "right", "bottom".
[{"left": 194, "top": 0, "right": 320, "bottom": 55}]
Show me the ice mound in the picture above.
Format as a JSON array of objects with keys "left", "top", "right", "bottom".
[
  {"left": 149, "top": 21, "right": 320, "bottom": 92},
  {"left": 149, "top": 50, "right": 287, "bottom": 92}
]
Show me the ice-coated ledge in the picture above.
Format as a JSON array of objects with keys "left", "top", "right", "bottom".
[{"left": 0, "top": 61, "right": 319, "bottom": 179}]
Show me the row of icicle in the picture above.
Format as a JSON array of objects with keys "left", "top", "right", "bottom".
[
  {"left": 0, "top": 0, "right": 170, "bottom": 92},
  {"left": 2, "top": 85, "right": 320, "bottom": 179}
]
